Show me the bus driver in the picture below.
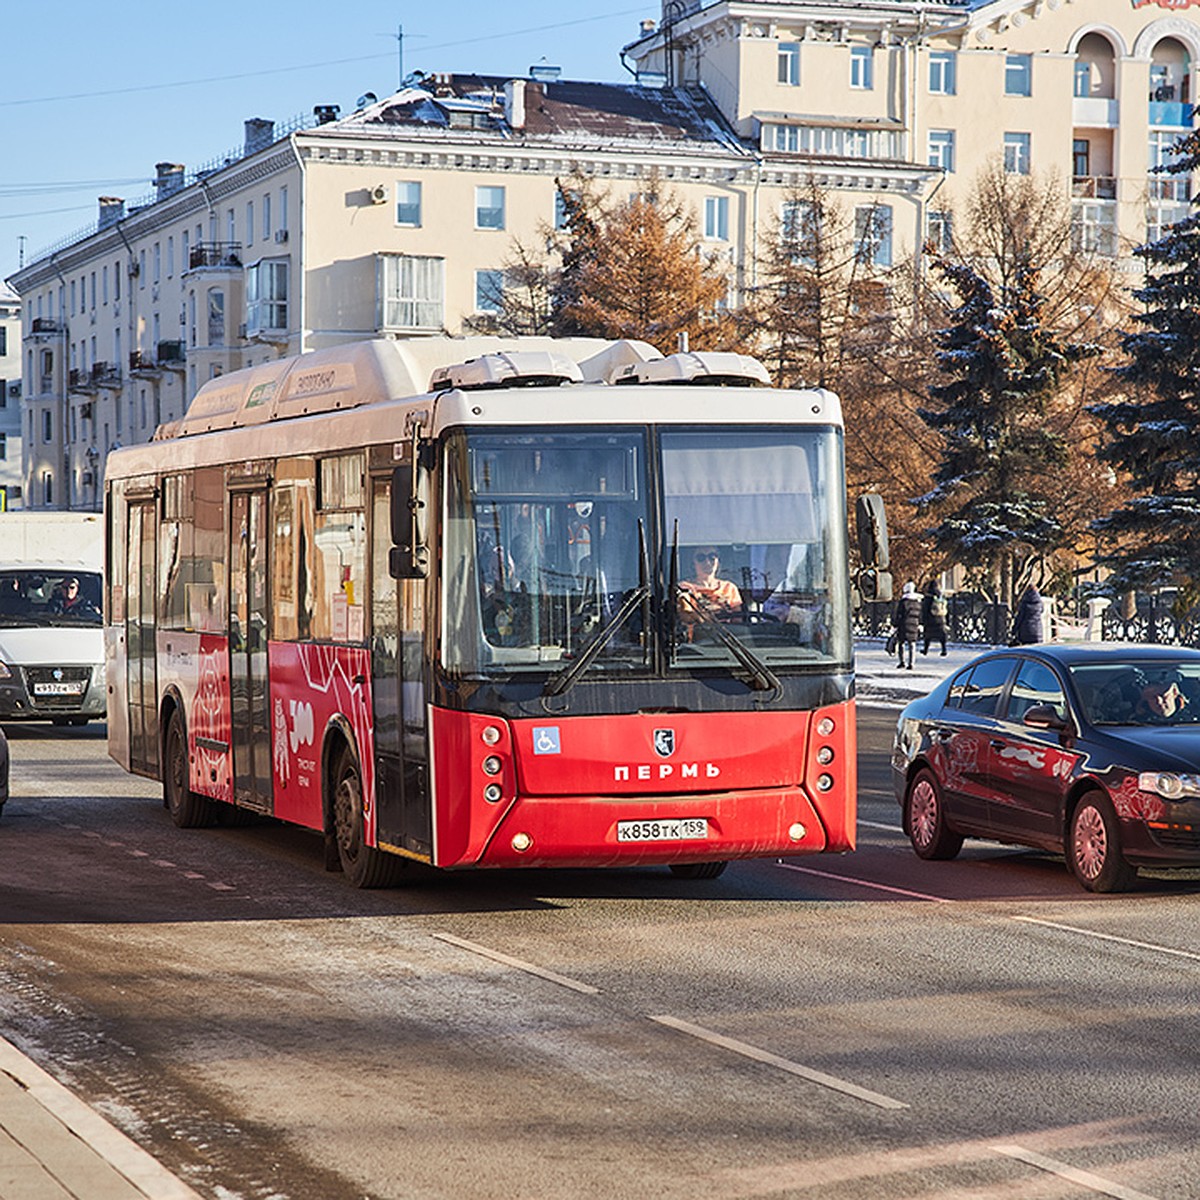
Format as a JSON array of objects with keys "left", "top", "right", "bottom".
[{"left": 679, "top": 547, "right": 742, "bottom": 626}]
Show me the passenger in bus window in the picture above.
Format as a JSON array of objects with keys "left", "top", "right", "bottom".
[{"left": 679, "top": 547, "right": 742, "bottom": 625}]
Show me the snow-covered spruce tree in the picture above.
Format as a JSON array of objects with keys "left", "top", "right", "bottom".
[
  {"left": 917, "top": 254, "right": 1100, "bottom": 608},
  {"left": 1092, "top": 128, "right": 1200, "bottom": 602}
]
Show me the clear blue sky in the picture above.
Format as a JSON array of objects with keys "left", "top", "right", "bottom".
[{"left": 1, "top": 2, "right": 653, "bottom": 284}]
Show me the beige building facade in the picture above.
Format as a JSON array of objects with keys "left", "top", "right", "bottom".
[{"left": 7, "top": 0, "right": 1199, "bottom": 509}]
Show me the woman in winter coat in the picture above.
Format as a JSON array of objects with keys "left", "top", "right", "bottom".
[
  {"left": 1012, "top": 585, "right": 1044, "bottom": 645},
  {"left": 893, "top": 581, "right": 923, "bottom": 669}
]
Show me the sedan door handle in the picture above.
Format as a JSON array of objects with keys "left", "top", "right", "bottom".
[
  {"left": 989, "top": 739, "right": 1005, "bottom": 749},
  {"left": 933, "top": 728, "right": 954, "bottom": 741}
]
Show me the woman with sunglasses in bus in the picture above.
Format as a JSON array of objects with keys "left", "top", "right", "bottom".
[{"left": 679, "top": 546, "right": 742, "bottom": 627}]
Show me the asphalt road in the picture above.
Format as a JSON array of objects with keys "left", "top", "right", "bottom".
[{"left": 2, "top": 711, "right": 1199, "bottom": 1200}]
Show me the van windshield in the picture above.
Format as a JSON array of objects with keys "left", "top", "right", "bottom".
[{"left": 0, "top": 570, "right": 103, "bottom": 627}]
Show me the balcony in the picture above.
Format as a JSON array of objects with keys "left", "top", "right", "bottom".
[
  {"left": 68, "top": 368, "right": 96, "bottom": 394},
  {"left": 1073, "top": 97, "right": 1118, "bottom": 127},
  {"left": 1072, "top": 175, "right": 1117, "bottom": 200},
  {"left": 157, "top": 339, "right": 186, "bottom": 365},
  {"left": 1149, "top": 100, "right": 1193, "bottom": 127},
  {"left": 1149, "top": 175, "right": 1191, "bottom": 202},
  {"left": 30, "top": 317, "right": 63, "bottom": 336},
  {"left": 187, "top": 242, "right": 242, "bottom": 271},
  {"left": 91, "top": 362, "right": 122, "bottom": 389},
  {"left": 130, "top": 349, "right": 159, "bottom": 375}
]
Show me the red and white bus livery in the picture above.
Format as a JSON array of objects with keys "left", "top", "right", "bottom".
[{"left": 105, "top": 336, "right": 866, "bottom": 886}]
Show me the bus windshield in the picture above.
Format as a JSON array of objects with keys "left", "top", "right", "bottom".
[
  {"left": 0, "top": 569, "right": 103, "bottom": 627},
  {"left": 443, "top": 425, "right": 849, "bottom": 677}
]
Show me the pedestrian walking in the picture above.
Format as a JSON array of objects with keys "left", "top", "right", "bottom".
[
  {"left": 893, "top": 581, "right": 923, "bottom": 669},
  {"left": 921, "top": 579, "right": 948, "bottom": 657},
  {"left": 1011, "top": 584, "right": 1044, "bottom": 645}
]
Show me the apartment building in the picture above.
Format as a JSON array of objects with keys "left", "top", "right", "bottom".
[
  {"left": 0, "top": 283, "right": 23, "bottom": 509},
  {"left": 6, "top": 0, "right": 1198, "bottom": 508},
  {"left": 626, "top": 0, "right": 1200, "bottom": 257}
]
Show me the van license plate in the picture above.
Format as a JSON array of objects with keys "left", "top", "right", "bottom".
[
  {"left": 34, "top": 682, "right": 84, "bottom": 695},
  {"left": 617, "top": 818, "right": 708, "bottom": 842}
]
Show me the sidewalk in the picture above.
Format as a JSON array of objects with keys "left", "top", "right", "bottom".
[
  {"left": 855, "top": 637, "right": 992, "bottom": 707},
  {"left": 0, "top": 1035, "right": 201, "bottom": 1200}
]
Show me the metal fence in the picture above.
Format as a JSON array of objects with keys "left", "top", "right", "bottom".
[{"left": 854, "top": 593, "right": 1011, "bottom": 645}]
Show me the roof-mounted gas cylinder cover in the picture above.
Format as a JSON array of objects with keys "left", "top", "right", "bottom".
[
  {"left": 614, "top": 351, "right": 771, "bottom": 387},
  {"left": 430, "top": 350, "right": 585, "bottom": 391}
]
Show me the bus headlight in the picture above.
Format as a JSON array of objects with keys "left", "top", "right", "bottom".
[
  {"left": 816, "top": 716, "right": 835, "bottom": 737},
  {"left": 484, "top": 783, "right": 503, "bottom": 803},
  {"left": 816, "top": 746, "right": 834, "bottom": 765},
  {"left": 482, "top": 755, "right": 503, "bottom": 776},
  {"left": 481, "top": 725, "right": 502, "bottom": 746},
  {"left": 512, "top": 832, "right": 533, "bottom": 853}
]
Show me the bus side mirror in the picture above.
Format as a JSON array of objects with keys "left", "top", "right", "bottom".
[
  {"left": 856, "top": 493, "right": 890, "bottom": 571},
  {"left": 390, "top": 462, "right": 429, "bottom": 579}
]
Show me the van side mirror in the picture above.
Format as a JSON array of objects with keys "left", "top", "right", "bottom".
[
  {"left": 390, "top": 462, "right": 429, "bottom": 579},
  {"left": 856, "top": 493, "right": 890, "bottom": 570}
]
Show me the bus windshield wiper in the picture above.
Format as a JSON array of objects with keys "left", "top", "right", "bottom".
[{"left": 542, "top": 520, "right": 650, "bottom": 700}]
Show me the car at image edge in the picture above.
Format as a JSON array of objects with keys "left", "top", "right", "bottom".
[{"left": 891, "top": 643, "right": 1200, "bottom": 892}]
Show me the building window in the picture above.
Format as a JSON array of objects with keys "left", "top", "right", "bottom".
[
  {"left": 207, "top": 289, "right": 225, "bottom": 346},
  {"left": 153, "top": 244, "right": 161, "bottom": 284},
  {"left": 0, "top": 329, "right": 5, "bottom": 357},
  {"left": 704, "top": 195, "right": 729, "bottom": 240},
  {"left": 0, "top": 434, "right": 7, "bottom": 461},
  {"left": 475, "top": 269, "right": 504, "bottom": 313},
  {"left": 42, "top": 472, "right": 52, "bottom": 506},
  {"left": 378, "top": 254, "right": 444, "bottom": 330},
  {"left": 1072, "top": 201, "right": 1117, "bottom": 256},
  {"left": 42, "top": 410, "right": 52, "bottom": 443},
  {"left": 1004, "top": 131, "right": 1032, "bottom": 175},
  {"left": 139, "top": 250, "right": 146, "bottom": 288},
  {"left": 475, "top": 186, "right": 506, "bottom": 230},
  {"left": 1074, "top": 60, "right": 1092, "bottom": 98},
  {"left": 855, "top": 204, "right": 893, "bottom": 267},
  {"left": 1006, "top": 54, "right": 1032, "bottom": 97},
  {"left": 778, "top": 42, "right": 800, "bottom": 86},
  {"left": 929, "top": 51, "right": 957, "bottom": 95},
  {"left": 227, "top": 208, "right": 236, "bottom": 243},
  {"left": 246, "top": 202, "right": 254, "bottom": 247},
  {"left": 850, "top": 46, "right": 874, "bottom": 90},
  {"left": 167, "top": 236, "right": 175, "bottom": 277},
  {"left": 395, "top": 181, "right": 422, "bottom": 226},
  {"left": 781, "top": 200, "right": 818, "bottom": 265},
  {"left": 926, "top": 210, "right": 953, "bottom": 254},
  {"left": 1073, "top": 138, "right": 1091, "bottom": 179},
  {"left": 928, "top": 129, "right": 956, "bottom": 172},
  {"left": 263, "top": 194, "right": 272, "bottom": 240},
  {"left": 766, "top": 123, "right": 902, "bottom": 159},
  {"left": 246, "top": 260, "right": 289, "bottom": 334}
]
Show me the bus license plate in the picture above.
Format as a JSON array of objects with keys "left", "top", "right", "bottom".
[
  {"left": 34, "top": 682, "right": 84, "bottom": 696},
  {"left": 617, "top": 818, "right": 708, "bottom": 843}
]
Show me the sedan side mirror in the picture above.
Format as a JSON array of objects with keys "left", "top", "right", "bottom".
[{"left": 1023, "top": 703, "right": 1068, "bottom": 731}]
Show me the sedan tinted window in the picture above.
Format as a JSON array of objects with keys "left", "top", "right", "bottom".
[
  {"left": 958, "top": 657, "right": 1016, "bottom": 717},
  {"left": 1007, "top": 659, "right": 1065, "bottom": 722}
]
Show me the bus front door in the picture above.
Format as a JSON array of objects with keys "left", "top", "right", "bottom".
[
  {"left": 229, "top": 488, "right": 272, "bottom": 812},
  {"left": 126, "top": 500, "right": 158, "bottom": 776}
]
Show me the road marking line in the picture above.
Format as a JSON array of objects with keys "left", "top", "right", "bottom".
[
  {"left": 992, "top": 1144, "right": 1160, "bottom": 1200},
  {"left": 776, "top": 861, "right": 953, "bottom": 903},
  {"left": 649, "top": 1014, "right": 908, "bottom": 1110},
  {"left": 431, "top": 933, "right": 600, "bottom": 995},
  {"left": 1012, "top": 916, "right": 1200, "bottom": 964},
  {"left": 0, "top": 1035, "right": 204, "bottom": 1199},
  {"left": 858, "top": 819, "right": 902, "bottom": 833},
  {"left": 207, "top": 882, "right": 235, "bottom": 891}
]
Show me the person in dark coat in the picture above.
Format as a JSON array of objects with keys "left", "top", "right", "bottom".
[
  {"left": 1012, "top": 585, "right": 1044, "bottom": 645},
  {"left": 920, "top": 579, "right": 948, "bottom": 657},
  {"left": 893, "top": 581, "right": 922, "bottom": 669}
]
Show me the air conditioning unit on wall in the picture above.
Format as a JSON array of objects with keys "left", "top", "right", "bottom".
[
  {"left": 370, "top": 183, "right": 388, "bottom": 205},
  {"left": 274, "top": 229, "right": 289, "bottom": 244}
]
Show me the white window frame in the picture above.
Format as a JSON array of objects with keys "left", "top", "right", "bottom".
[
  {"left": 475, "top": 185, "right": 506, "bottom": 231},
  {"left": 474, "top": 269, "right": 504, "bottom": 314},
  {"left": 928, "top": 129, "right": 956, "bottom": 172},
  {"left": 245, "top": 259, "right": 289, "bottom": 335},
  {"left": 378, "top": 253, "right": 445, "bottom": 331},
  {"left": 1004, "top": 131, "right": 1032, "bottom": 175},
  {"left": 1006, "top": 54, "right": 1032, "bottom": 97},
  {"left": 395, "top": 181, "right": 422, "bottom": 227},
  {"left": 926, "top": 210, "right": 953, "bottom": 254},
  {"left": 929, "top": 51, "right": 957, "bottom": 95},
  {"left": 855, "top": 204, "right": 893, "bottom": 267},
  {"left": 781, "top": 200, "right": 818, "bottom": 265},
  {"left": 704, "top": 195, "right": 730, "bottom": 241},
  {"left": 850, "top": 46, "right": 874, "bottom": 90},
  {"left": 778, "top": 42, "right": 800, "bottom": 86}
]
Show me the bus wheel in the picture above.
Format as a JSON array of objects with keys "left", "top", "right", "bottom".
[
  {"left": 332, "top": 746, "right": 405, "bottom": 888},
  {"left": 669, "top": 861, "right": 728, "bottom": 880},
  {"left": 163, "top": 710, "right": 218, "bottom": 828}
]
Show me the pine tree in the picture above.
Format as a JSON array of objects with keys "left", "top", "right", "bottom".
[
  {"left": 1092, "top": 127, "right": 1200, "bottom": 600},
  {"left": 917, "top": 254, "right": 1100, "bottom": 607}
]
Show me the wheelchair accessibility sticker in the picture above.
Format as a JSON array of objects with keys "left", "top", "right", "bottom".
[{"left": 533, "top": 726, "right": 561, "bottom": 755}]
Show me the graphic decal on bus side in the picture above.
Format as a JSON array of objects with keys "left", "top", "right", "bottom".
[
  {"left": 269, "top": 643, "right": 375, "bottom": 835},
  {"left": 190, "top": 634, "right": 233, "bottom": 802}
]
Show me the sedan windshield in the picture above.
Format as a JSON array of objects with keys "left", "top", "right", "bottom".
[
  {"left": 1071, "top": 660, "right": 1200, "bottom": 725},
  {"left": 0, "top": 569, "right": 103, "bottom": 627}
]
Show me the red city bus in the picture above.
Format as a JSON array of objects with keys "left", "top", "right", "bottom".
[{"left": 105, "top": 336, "right": 880, "bottom": 886}]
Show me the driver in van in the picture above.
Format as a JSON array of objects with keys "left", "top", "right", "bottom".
[{"left": 679, "top": 547, "right": 742, "bottom": 626}]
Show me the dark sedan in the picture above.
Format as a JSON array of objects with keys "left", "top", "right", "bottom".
[{"left": 891, "top": 643, "right": 1200, "bottom": 892}]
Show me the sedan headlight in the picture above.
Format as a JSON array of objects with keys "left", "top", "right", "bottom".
[
  {"left": 1138, "top": 771, "right": 1200, "bottom": 800},
  {"left": 0, "top": 662, "right": 10, "bottom": 680}
]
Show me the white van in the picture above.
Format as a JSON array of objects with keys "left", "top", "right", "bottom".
[{"left": 0, "top": 563, "right": 106, "bottom": 724}]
